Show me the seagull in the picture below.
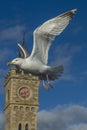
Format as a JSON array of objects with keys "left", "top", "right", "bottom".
[{"left": 7, "top": 9, "right": 77, "bottom": 89}]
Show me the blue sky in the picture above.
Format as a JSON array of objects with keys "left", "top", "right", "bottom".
[{"left": 0, "top": 0, "right": 87, "bottom": 130}]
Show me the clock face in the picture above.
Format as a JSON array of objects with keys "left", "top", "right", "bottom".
[{"left": 19, "top": 87, "right": 30, "bottom": 99}]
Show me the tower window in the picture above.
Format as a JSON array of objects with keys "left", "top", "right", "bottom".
[
  {"left": 14, "top": 106, "right": 18, "bottom": 111},
  {"left": 18, "top": 123, "right": 22, "bottom": 130},
  {"left": 25, "top": 123, "right": 28, "bottom": 130}
]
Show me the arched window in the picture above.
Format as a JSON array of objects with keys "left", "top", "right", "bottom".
[
  {"left": 18, "top": 123, "right": 22, "bottom": 130},
  {"left": 25, "top": 123, "right": 28, "bottom": 130}
]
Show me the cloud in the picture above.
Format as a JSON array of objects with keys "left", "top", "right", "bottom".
[
  {"left": 0, "top": 69, "right": 8, "bottom": 77},
  {"left": 73, "top": 26, "right": 83, "bottom": 35},
  {"left": 0, "top": 112, "right": 5, "bottom": 130},
  {"left": 37, "top": 105, "right": 87, "bottom": 130},
  {"left": 0, "top": 104, "right": 87, "bottom": 130},
  {"left": 67, "top": 124, "right": 87, "bottom": 130},
  {"left": 50, "top": 43, "right": 81, "bottom": 81},
  {"left": 0, "top": 48, "right": 13, "bottom": 63},
  {"left": 0, "top": 49, "right": 10, "bottom": 93},
  {"left": 0, "top": 68, "right": 9, "bottom": 94},
  {"left": 0, "top": 25, "right": 26, "bottom": 42},
  {"left": 79, "top": 71, "right": 87, "bottom": 80},
  {"left": 0, "top": 48, "right": 12, "bottom": 94},
  {"left": 0, "top": 48, "right": 13, "bottom": 93},
  {"left": 0, "top": 48, "right": 11, "bottom": 93},
  {"left": 54, "top": 43, "right": 81, "bottom": 67},
  {"left": 0, "top": 78, "right": 5, "bottom": 94}
]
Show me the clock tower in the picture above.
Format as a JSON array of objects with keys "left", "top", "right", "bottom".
[{"left": 4, "top": 68, "right": 40, "bottom": 130}]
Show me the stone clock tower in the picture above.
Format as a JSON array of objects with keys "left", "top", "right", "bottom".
[{"left": 4, "top": 68, "right": 40, "bottom": 130}]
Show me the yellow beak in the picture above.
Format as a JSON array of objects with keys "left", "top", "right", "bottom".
[{"left": 7, "top": 62, "right": 14, "bottom": 66}]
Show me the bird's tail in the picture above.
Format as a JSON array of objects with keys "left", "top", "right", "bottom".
[
  {"left": 47, "top": 65, "right": 64, "bottom": 80},
  {"left": 39, "top": 65, "right": 64, "bottom": 81}
]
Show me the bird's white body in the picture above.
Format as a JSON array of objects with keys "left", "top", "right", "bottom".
[{"left": 20, "top": 58, "right": 50, "bottom": 74}]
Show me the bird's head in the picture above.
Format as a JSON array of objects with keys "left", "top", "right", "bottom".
[{"left": 7, "top": 58, "right": 23, "bottom": 66}]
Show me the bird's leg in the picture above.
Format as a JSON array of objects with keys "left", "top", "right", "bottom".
[
  {"left": 42, "top": 80, "right": 49, "bottom": 90},
  {"left": 21, "top": 70, "right": 24, "bottom": 75},
  {"left": 46, "top": 74, "right": 53, "bottom": 88}
]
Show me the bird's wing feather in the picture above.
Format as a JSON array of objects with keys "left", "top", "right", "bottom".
[
  {"left": 18, "top": 43, "right": 30, "bottom": 58},
  {"left": 30, "top": 9, "right": 77, "bottom": 64}
]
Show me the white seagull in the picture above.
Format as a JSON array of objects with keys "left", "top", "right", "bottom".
[{"left": 7, "top": 9, "right": 77, "bottom": 89}]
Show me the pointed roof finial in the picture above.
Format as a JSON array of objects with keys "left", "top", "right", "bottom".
[{"left": 22, "top": 31, "right": 26, "bottom": 46}]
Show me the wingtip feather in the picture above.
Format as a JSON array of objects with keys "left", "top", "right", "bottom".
[
  {"left": 17, "top": 43, "right": 20, "bottom": 46},
  {"left": 71, "top": 9, "right": 77, "bottom": 14}
]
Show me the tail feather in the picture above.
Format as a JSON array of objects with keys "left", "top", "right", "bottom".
[
  {"left": 39, "top": 65, "right": 64, "bottom": 81},
  {"left": 48, "top": 65, "right": 64, "bottom": 80}
]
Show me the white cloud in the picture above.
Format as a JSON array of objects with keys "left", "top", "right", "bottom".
[
  {"left": 0, "top": 69, "right": 8, "bottom": 94},
  {"left": 0, "top": 25, "right": 26, "bottom": 42},
  {"left": 0, "top": 48, "right": 12, "bottom": 94},
  {"left": 0, "top": 112, "right": 5, "bottom": 130},
  {"left": 0, "top": 104, "right": 87, "bottom": 130},
  {"left": 37, "top": 105, "right": 87, "bottom": 130},
  {"left": 51, "top": 44, "right": 81, "bottom": 81},
  {"left": 67, "top": 124, "right": 87, "bottom": 130},
  {"left": 54, "top": 43, "right": 81, "bottom": 67},
  {"left": 73, "top": 26, "right": 83, "bottom": 34},
  {"left": 0, "top": 78, "right": 5, "bottom": 94},
  {"left": 0, "top": 69, "right": 8, "bottom": 77},
  {"left": 0, "top": 48, "right": 13, "bottom": 63}
]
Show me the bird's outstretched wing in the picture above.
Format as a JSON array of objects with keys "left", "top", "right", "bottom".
[
  {"left": 29, "top": 9, "right": 77, "bottom": 64},
  {"left": 18, "top": 43, "right": 30, "bottom": 58}
]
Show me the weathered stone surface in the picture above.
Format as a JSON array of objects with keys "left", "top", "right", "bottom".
[{"left": 4, "top": 68, "right": 40, "bottom": 130}]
